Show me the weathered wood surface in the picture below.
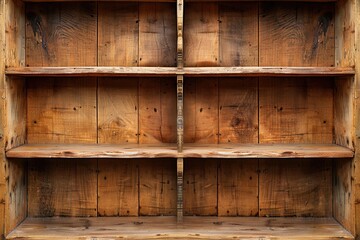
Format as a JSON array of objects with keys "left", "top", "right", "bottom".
[
  {"left": 6, "top": 217, "right": 354, "bottom": 240},
  {"left": 6, "top": 144, "right": 178, "bottom": 158}
]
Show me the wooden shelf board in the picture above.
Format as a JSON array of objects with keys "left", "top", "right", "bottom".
[
  {"left": 5, "top": 67, "right": 355, "bottom": 77},
  {"left": 6, "top": 216, "right": 353, "bottom": 240},
  {"left": 6, "top": 144, "right": 178, "bottom": 158},
  {"left": 180, "top": 144, "right": 354, "bottom": 158}
]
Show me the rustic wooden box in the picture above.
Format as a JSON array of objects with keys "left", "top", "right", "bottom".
[{"left": 1, "top": 0, "right": 359, "bottom": 239}]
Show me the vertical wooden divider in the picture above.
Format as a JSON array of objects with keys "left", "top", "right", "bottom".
[{"left": 177, "top": 0, "right": 184, "bottom": 222}]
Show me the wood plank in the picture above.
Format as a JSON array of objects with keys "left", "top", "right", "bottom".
[
  {"left": 259, "top": 3, "right": 335, "bottom": 67},
  {"left": 259, "top": 78, "right": 333, "bottom": 144},
  {"left": 160, "top": 78, "right": 177, "bottom": 143},
  {"left": 177, "top": 75, "right": 184, "bottom": 151},
  {"left": 177, "top": 158, "right": 184, "bottom": 221},
  {"left": 219, "top": 78, "right": 258, "bottom": 144},
  {"left": 218, "top": 159, "right": 258, "bottom": 216},
  {"left": 98, "top": 159, "right": 138, "bottom": 216},
  {"left": 184, "top": 3, "right": 219, "bottom": 67},
  {"left": 6, "top": 217, "right": 354, "bottom": 240},
  {"left": 28, "top": 159, "right": 97, "bottom": 217},
  {"left": 98, "top": 2, "right": 138, "bottom": 66},
  {"left": 98, "top": 78, "right": 138, "bottom": 144},
  {"left": 184, "top": 159, "right": 217, "bottom": 216},
  {"left": 139, "top": 159, "right": 177, "bottom": 216},
  {"left": 27, "top": 78, "right": 97, "bottom": 144},
  {"left": 5, "top": 66, "right": 355, "bottom": 77},
  {"left": 180, "top": 144, "right": 353, "bottom": 158},
  {"left": 259, "top": 159, "right": 332, "bottom": 217},
  {"left": 6, "top": 144, "right": 178, "bottom": 158},
  {"left": 184, "top": 78, "right": 196, "bottom": 143},
  {"left": 219, "top": 2, "right": 258, "bottom": 66},
  {"left": 139, "top": 3, "right": 176, "bottom": 67},
  {"left": 25, "top": 2, "right": 96, "bottom": 66}
]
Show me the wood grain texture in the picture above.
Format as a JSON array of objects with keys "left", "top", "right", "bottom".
[
  {"left": 219, "top": 78, "right": 258, "bottom": 144},
  {"left": 184, "top": 3, "right": 218, "bottom": 67},
  {"left": 259, "top": 78, "right": 333, "bottom": 144},
  {"left": 259, "top": 2, "right": 335, "bottom": 66},
  {"left": 25, "top": 2, "right": 97, "bottom": 66},
  {"left": 139, "top": 3, "right": 176, "bottom": 67},
  {"left": 98, "top": 78, "right": 138, "bottom": 144},
  {"left": 7, "top": 217, "right": 354, "bottom": 240},
  {"left": 139, "top": 159, "right": 177, "bottom": 216},
  {"left": 28, "top": 159, "right": 97, "bottom": 217},
  {"left": 218, "top": 159, "right": 258, "bottom": 216},
  {"left": 98, "top": 2, "right": 138, "bottom": 66},
  {"left": 219, "top": 2, "right": 258, "bottom": 66},
  {"left": 184, "top": 159, "right": 217, "bottom": 216},
  {"left": 259, "top": 159, "right": 332, "bottom": 217},
  {"left": 183, "top": 78, "right": 196, "bottom": 143},
  {"left": 139, "top": 78, "right": 176, "bottom": 144},
  {"left": 98, "top": 159, "right": 138, "bottom": 216},
  {"left": 27, "top": 78, "right": 97, "bottom": 144}
]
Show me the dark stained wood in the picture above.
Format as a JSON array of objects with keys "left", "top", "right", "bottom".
[
  {"left": 98, "top": 78, "right": 138, "bottom": 144},
  {"left": 259, "top": 159, "right": 332, "bottom": 217},
  {"left": 28, "top": 159, "right": 97, "bottom": 217},
  {"left": 139, "top": 159, "right": 177, "bottom": 216},
  {"left": 139, "top": 3, "right": 177, "bottom": 67},
  {"left": 98, "top": 2, "right": 138, "bottom": 66},
  {"left": 25, "top": 3, "right": 97, "bottom": 66},
  {"left": 27, "top": 78, "right": 97, "bottom": 144},
  {"left": 183, "top": 78, "right": 196, "bottom": 143},
  {"left": 259, "top": 78, "right": 333, "bottom": 144},
  {"left": 6, "top": 217, "right": 354, "bottom": 240},
  {"left": 219, "top": 78, "right": 258, "bottom": 144},
  {"left": 219, "top": 2, "right": 258, "bottom": 66},
  {"left": 184, "top": 159, "right": 218, "bottom": 216},
  {"left": 98, "top": 159, "right": 138, "bottom": 216},
  {"left": 259, "top": 3, "right": 335, "bottom": 67},
  {"left": 218, "top": 159, "right": 258, "bottom": 216}
]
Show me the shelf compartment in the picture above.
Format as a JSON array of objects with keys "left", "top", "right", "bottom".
[
  {"left": 6, "top": 216, "right": 354, "bottom": 240},
  {"left": 180, "top": 144, "right": 354, "bottom": 158},
  {"left": 6, "top": 144, "right": 178, "bottom": 158}
]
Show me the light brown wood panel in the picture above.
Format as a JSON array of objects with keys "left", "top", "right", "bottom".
[
  {"left": 25, "top": 2, "right": 97, "bottom": 66},
  {"left": 184, "top": 159, "right": 217, "bottom": 216},
  {"left": 139, "top": 3, "right": 176, "bottom": 67},
  {"left": 98, "top": 159, "right": 138, "bottom": 216},
  {"left": 259, "top": 159, "right": 332, "bottom": 217},
  {"left": 259, "top": 3, "right": 335, "bottom": 66},
  {"left": 218, "top": 159, "right": 258, "bottom": 216},
  {"left": 139, "top": 78, "right": 176, "bottom": 144},
  {"left": 184, "top": 3, "right": 219, "bottom": 67},
  {"left": 98, "top": 78, "right": 138, "bottom": 144},
  {"left": 219, "top": 2, "right": 258, "bottom": 66},
  {"left": 184, "top": 78, "right": 196, "bottom": 143},
  {"left": 192, "top": 78, "right": 218, "bottom": 144},
  {"left": 98, "top": 2, "right": 138, "bottom": 66},
  {"left": 27, "top": 78, "right": 97, "bottom": 144},
  {"left": 259, "top": 78, "right": 333, "bottom": 143},
  {"left": 139, "top": 159, "right": 176, "bottom": 216},
  {"left": 28, "top": 159, "right": 97, "bottom": 217},
  {"left": 219, "top": 78, "right": 258, "bottom": 144}
]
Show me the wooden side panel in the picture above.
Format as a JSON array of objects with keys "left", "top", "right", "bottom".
[
  {"left": 218, "top": 159, "right": 258, "bottom": 216},
  {"left": 259, "top": 78, "right": 333, "bottom": 144},
  {"left": 28, "top": 159, "right": 97, "bottom": 217},
  {"left": 259, "top": 159, "right": 332, "bottom": 217},
  {"left": 98, "top": 78, "right": 138, "bottom": 144},
  {"left": 25, "top": 2, "right": 97, "bottom": 66},
  {"left": 98, "top": 2, "right": 138, "bottom": 66},
  {"left": 139, "top": 159, "right": 176, "bottom": 216},
  {"left": 219, "top": 78, "right": 258, "bottom": 144},
  {"left": 139, "top": 3, "right": 176, "bottom": 67},
  {"left": 98, "top": 159, "right": 138, "bottom": 217},
  {"left": 219, "top": 3, "right": 258, "bottom": 66},
  {"left": 27, "top": 78, "right": 97, "bottom": 144},
  {"left": 259, "top": 3, "right": 335, "bottom": 67},
  {"left": 184, "top": 3, "right": 218, "bottom": 67},
  {"left": 139, "top": 78, "right": 176, "bottom": 144},
  {"left": 184, "top": 159, "right": 217, "bottom": 216}
]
